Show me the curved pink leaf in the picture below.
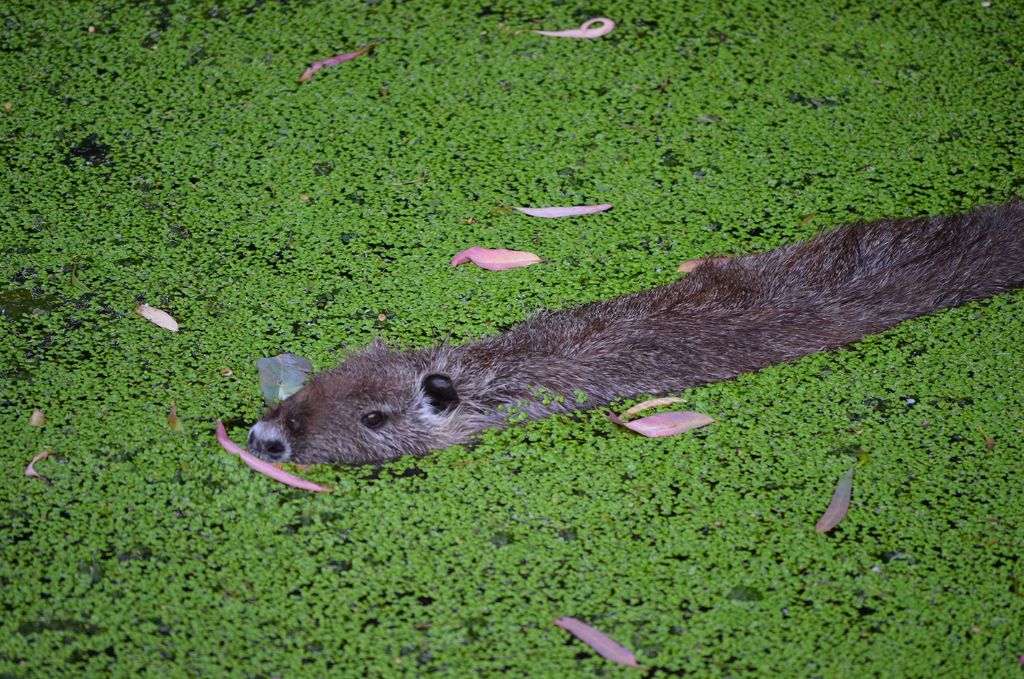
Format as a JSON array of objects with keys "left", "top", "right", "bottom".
[
  {"left": 533, "top": 17, "right": 616, "bottom": 39},
  {"left": 215, "top": 420, "right": 332, "bottom": 493},
  {"left": 619, "top": 397, "right": 686, "bottom": 419},
  {"left": 554, "top": 617, "right": 639, "bottom": 667},
  {"left": 815, "top": 467, "right": 854, "bottom": 532},
  {"left": 451, "top": 246, "right": 541, "bottom": 271},
  {"left": 299, "top": 45, "right": 374, "bottom": 83},
  {"left": 25, "top": 450, "right": 54, "bottom": 479},
  {"left": 609, "top": 410, "right": 714, "bottom": 437},
  {"left": 513, "top": 203, "right": 612, "bottom": 218}
]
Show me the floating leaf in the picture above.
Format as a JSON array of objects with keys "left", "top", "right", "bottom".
[
  {"left": 512, "top": 203, "right": 612, "bottom": 218},
  {"left": 256, "top": 353, "right": 313, "bottom": 405},
  {"left": 619, "top": 397, "right": 686, "bottom": 420},
  {"left": 167, "top": 401, "right": 182, "bottom": 432},
  {"left": 299, "top": 45, "right": 374, "bottom": 82},
  {"left": 451, "top": 246, "right": 541, "bottom": 271},
  {"left": 25, "top": 450, "right": 54, "bottom": 479},
  {"left": 816, "top": 467, "right": 855, "bottom": 532},
  {"left": 608, "top": 410, "right": 714, "bottom": 437},
  {"left": 29, "top": 410, "right": 45, "bottom": 427},
  {"left": 135, "top": 303, "right": 179, "bottom": 332},
  {"left": 215, "top": 420, "right": 332, "bottom": 493},
  {"left": 533, "top": 17, "right": 616, "bottom": 39},
  {"left": 554, "top": 617, "right": 639, "bottom": 667}
]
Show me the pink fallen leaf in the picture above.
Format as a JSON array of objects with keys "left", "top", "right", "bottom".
[
  {"left": 554, "top": 617, "right": 639, "bottom": 667},
  {"left": 608, "top": 410, "right": 714, "bottom": 437},
  {"left": 25, "top": 450, "right": 54, "bottom": 479},
  {"left": 513, "top": 203, "right": 612, "bottom": 218},
  {"left": 619, "top": 397, "right": 686, "bottom": 420},
  {"left": 215, "top": 420, "right": 332, "bottom": 493},
  {"left": 677, "top": 257, "right": 729, "bottom": 273},
  {"left": 299, "top": 45, "right": 374, "bottom": 83},
  {"left": 451, "top": 246, "right": 541, "bottom": 271},
  {"left": 533, "top": 17, "right": 616, "bottom": 39},
  {"left": 135, "top": 303, "right": 179, "bottom": 332},
  {"left": 816, "top": 467, "right": 854, "bottom": 533}
]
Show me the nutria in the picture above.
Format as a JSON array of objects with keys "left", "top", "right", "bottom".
[{"left": 248, "top": 201, "right": 1024, "bottom": 465}]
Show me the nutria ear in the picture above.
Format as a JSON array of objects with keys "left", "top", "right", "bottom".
[{"left": 422, "top": 373, "right": 459, "bottom": 413}]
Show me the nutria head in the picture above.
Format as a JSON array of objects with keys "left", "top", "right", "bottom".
[{"left": 247, "top": 343, "right": 472, "bottom": 465}]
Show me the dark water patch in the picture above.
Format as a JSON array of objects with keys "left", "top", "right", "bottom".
[
  {"left": 726, "top": 585, "right": 763, "bottom": 602},
  {"left": 65, "top": 134, "right": 112, "bottom": 167},
  {"left": 118, "top": 544, "right": 154, "bottom": 562},
  {"left": 18, "top": 618, "right": 101, "bottom": 636},
  {"left": 787, "top": 91, "right": 847, "bottom": 109},
  {"left": 219, "top": 417, "right": 250, "bottom": 430},
  {"left": 0, "top": 288, "right": 61, "bottom": 319},
  {"left": 491, "top": 530, "right": 514, "bottom": 547}
]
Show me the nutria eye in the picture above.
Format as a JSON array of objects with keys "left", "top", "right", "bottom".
[{"left": 361, "top": 411, "right": 386, "bottom": 429}]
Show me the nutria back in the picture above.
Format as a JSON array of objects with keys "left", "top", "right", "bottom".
[{"left": 249, "top": 202, "right": 1024, "bottom": 465}]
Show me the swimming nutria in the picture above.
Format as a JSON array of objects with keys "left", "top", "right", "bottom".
[{"left": 248, "top": 202, "right": 1024, "bottom": 465}]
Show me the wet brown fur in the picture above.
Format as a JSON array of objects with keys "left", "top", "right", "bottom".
[{"left": 252, "top": 202, "right": 1024, "bottom": 465}]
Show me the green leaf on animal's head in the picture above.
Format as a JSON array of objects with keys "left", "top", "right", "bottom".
[{"left": 256, "top": 353, "right": 313, "bottom": 405}]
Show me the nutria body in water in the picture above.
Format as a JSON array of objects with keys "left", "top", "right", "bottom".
[{"left": 248, "top": 202, "right": 1024, "bottom": 465}]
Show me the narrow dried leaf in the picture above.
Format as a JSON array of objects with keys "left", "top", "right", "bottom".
[
  {"left": 620, "top": 397, "right": 686, "bottom": 420},
  {"left": 29, "top": 410, "right": 45, "bottom": 427},
  {"left": 215, "top": 420, "right": 332, "bottom": 493},
  {"left": 25, "top": 450, "right": 54, "bottom": 479},
  {"left": 816, "top": 467, "right": 855, "bottom": 533},
  {"left": 299, "top": 45, "right": 374, "bottom": 82},
  {"left": 167, "top": 401, "right": 182, "bottom": 432},
  {"left": 256, "top": 353, "right": 313, "bottom": 405},
  {"left": 554, "top": 617, "right": 639, "bottom": 667},
  {"left": 533, "top": 17, "right": 616, "bottom": 39},
  {"left": 451, "top": 246, "right": 541, "bottom": 271},
  {"left": 608, "top": 410, "right": 714, "bottom": 437},
  {"left": 513, "top": 203, "right": 612, "bottom": 218},
  {"left": 135, "top": 303, "right": 179, "bottom": 332},
  {"left": 677, "top": 257, "right": 728, "bottom": 273}
]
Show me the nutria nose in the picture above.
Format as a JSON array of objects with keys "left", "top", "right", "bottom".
[{"left": 247, "top": 421, "right": 290, "bottom": 462}]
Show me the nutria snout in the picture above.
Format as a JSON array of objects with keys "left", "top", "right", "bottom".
[{"left": 247, "top": 422, "right": 289, "bottom": 462}]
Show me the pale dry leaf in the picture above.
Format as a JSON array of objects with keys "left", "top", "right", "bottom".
[
  {"left": 25, "top": 450, "right": 54, "bottom": 479},
  {"left": 135, "top": 303, "right": 179, "bottom": 332}
]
